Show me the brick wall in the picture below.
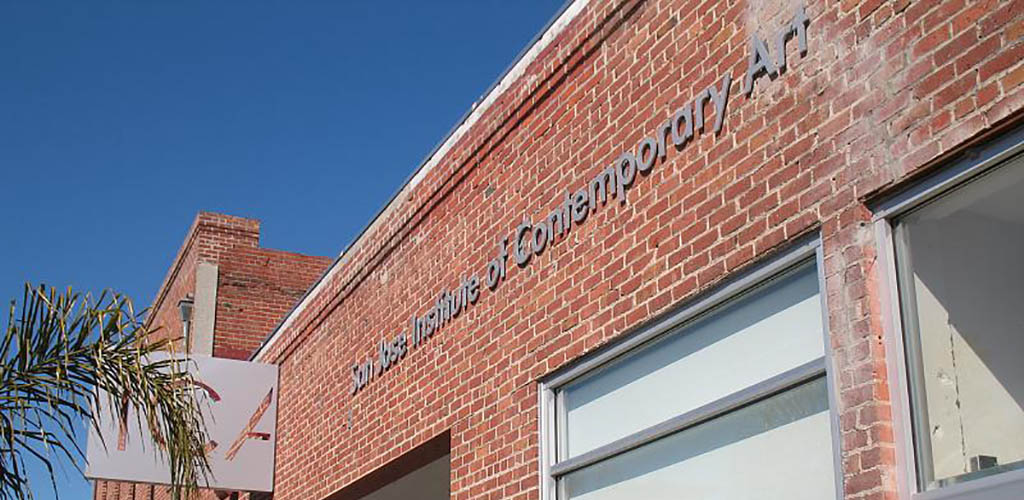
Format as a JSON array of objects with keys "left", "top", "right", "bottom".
[
  {"left": 147, "top": 212, "right": 260, "bottom": 348},
  {"left": 214, "top": 247, "right": 333, "bottom": 360},
  {"left": 249, "top": 1, "right": 1024, "bottom": 500}
]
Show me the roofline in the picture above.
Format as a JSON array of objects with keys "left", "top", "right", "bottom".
[
  {"left": 147, "top": 212, "right": 260, "bottom": 328},
  {"left": 250, "top": 0, "right": 586, "bottom": 361}
]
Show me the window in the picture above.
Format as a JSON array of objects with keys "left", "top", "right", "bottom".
[
  {"left": 885, "top": 138, "right": 1024, "bottom": 495},
  {"left": 540, "top": 244, "right": 840, "bottom": 500}
]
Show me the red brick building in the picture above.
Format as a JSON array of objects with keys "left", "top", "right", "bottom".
[
  {"left": 99, "top": 0, "right": 1024, "bottom": 499},
  {"left": 94, "top": 212, "right": 331, "bottom": 499}
]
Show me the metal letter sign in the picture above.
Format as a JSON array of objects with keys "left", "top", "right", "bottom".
[
  {"left": 85, "top": 354, "right": 279, "bottom": 493},
  {"left": 348, "top": 4, "right": 814, "bottom": 398}
]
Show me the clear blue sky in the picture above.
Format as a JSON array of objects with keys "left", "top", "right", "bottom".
[{"left": 0, "top": 1, "right": 563, "bottom": 497}]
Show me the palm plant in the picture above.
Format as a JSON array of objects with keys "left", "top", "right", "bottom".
[{"left": 0, "top": 284, "right": 211, "bottom": 499}]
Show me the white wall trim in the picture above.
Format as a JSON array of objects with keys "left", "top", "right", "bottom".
[{"left": 252, "top": 0, "right": 588, "bottom": 362}]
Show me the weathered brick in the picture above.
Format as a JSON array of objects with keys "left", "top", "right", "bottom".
[{"left": 104, "top": 2, "right": 1024, "bottom": 499}]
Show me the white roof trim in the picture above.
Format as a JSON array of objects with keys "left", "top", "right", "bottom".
[{"left": 253, "top": 0, "right": 587, "bottom": 362}]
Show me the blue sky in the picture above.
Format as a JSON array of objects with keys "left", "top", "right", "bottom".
[{"left": 0, "top": 1, "right": 563, "bottom": 497}]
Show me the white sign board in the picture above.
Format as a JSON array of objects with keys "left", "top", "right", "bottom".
[{"left": 85, "top": 354, "right": 278, "bottom": 492}]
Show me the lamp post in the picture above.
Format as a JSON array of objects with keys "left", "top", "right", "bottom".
[{"left": 178, "top": 295, "right": 194, "bottom": 352}]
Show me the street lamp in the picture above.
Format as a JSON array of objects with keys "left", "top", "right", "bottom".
[{"left": 178, "top": 295, "right": 194, "bottom": 351}]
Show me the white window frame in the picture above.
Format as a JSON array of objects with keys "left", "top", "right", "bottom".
[
  {"left": 538, "top": 236, "right": 843, "bottom": 500},
  {"left": 873, "top": 125, "right": 1024, "bottom": 500}
]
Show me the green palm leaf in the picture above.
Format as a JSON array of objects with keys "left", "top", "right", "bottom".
[{"left": 0, "top": 284, "right": 212, "bottom": 500}]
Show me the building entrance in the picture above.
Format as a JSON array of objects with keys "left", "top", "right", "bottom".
[{"left": 325, "top": 432, "right": 450, "bottom": 500}]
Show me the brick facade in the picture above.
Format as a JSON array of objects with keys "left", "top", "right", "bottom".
[
  {"left": 215, "top": 247, "right": 334, "bottom": 360},
  {"left": 90, "top": 0, "right": 1024, "bottom": 498},
  {"left": 242, "top": 1, "right": 1024, "bottom": 499},
  {"left": 148, "top": 212, "right": 260, "bottom": 349}
]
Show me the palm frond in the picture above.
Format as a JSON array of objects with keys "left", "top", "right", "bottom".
[{"left": 0, "top": 284, "right": 212, "bottom": 500}]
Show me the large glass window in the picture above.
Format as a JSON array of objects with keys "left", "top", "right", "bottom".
[
  {"left": 893, "top": 154, "right": 1024, "bottom": 491},
  {"left": 542, "top": 257, "right": 838, "bottom": 500}
]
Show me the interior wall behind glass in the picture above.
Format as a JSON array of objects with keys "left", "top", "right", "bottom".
[
  {"left": 357, "top": 455, "right": 450, "bottom": 500},
  {"left": 561, "top": 264, "right": 824, "bottom": 459},
  {"left": 901, "top": 159, "right": 1024, "bottom": 484},
  {"left": 562, "top": 378, "right": 835, "bottom": 500}
]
